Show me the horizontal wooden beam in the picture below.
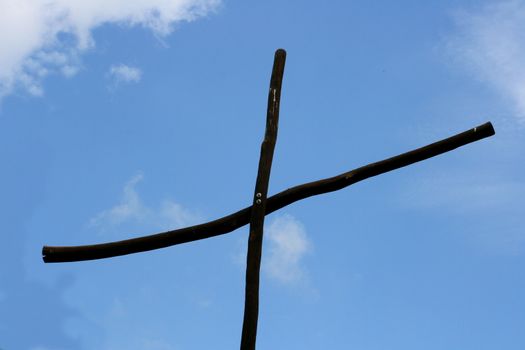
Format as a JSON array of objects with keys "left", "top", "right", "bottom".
[{"left": 42, "top": 122, "right": 495, "bottom": 263}]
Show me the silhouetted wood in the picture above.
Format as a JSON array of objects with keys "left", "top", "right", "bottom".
[
  {"left": 41, "top": 49, "right": 497, "bottom": 350},
  {"left": 42, "top": 121, "right": 495, "bottom": 263},
  {"left": 240, "top": 49, "right": 285, "bottom": 350}
]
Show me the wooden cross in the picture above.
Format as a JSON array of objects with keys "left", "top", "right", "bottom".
[{"left": 42, "top": 49, "right": 495, "bottom": 349}]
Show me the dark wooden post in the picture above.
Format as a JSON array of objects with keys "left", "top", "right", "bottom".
[{"left": 240, "top": 49, "right": 286, "bottom": 350}]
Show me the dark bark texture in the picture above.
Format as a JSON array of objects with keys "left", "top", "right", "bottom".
[{"left": 240, "top": 49, "right": 286, "bottom": 350}]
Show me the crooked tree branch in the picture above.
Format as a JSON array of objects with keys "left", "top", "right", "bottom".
[
  {"left": 241, "top": 48, "right": 285, "bottom": 350},
  {"left": 42, "top": 121, "right": 495, "bottom": 263}
]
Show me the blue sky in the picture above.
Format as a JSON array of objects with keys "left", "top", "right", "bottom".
[{"left": 1, "top": 0, "right": 524, "bottom": 349}]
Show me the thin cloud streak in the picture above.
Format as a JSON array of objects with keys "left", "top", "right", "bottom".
[
  {"left": 90, "top": 173, "right": 201, "bottom": 233},
  {"left": 90, "top": 173, "right": 145, "bottom": 227},
  {"left": 447, "top": 0, "right": 525, "bottom": 123},
  {"left": 398, "top": 175, "right": 525, "bottom": 255}
]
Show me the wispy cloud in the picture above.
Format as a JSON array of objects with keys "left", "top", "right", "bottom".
[
  {"left": 96, "top": 297, "right": 179, "bottom": 350},
  {"left": 0, "top": 0, "right": 220, "bottom": 100},
  {"left": 398, "top": 175, "right": 525, "bottom": 255},
  {"left": 90, "top": 173, "right": 145, "bottom": 227},
  {"left": 263, "top": 214, "right": 312, "bottom": 285},
  {"left": 159, "top": 200, "right": 200, "bottom": 230},
  {"left": 447, "top": 0, "right": 525, "bottom": 123},
  {"left": 90, "top": 173, "right": 200, "bottom": 233},
  {"left": 108, "top": 64, "right": 142, "bottom": 86},
  {"left": 400, "top": 176, "right": 525, "bottom": 214}
]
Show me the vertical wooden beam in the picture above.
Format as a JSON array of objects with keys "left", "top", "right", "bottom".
[{"left": 240, "top": 49, "right": 286, "bottom": 350}]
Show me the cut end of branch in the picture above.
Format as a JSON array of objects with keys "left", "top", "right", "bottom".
[
  {"left": 475, "top": 122, "right": 495, "bottom": 137},
  {"left": 275, "top": 48, "right": 286, "bottom": 58},
  {"left": 42, "top": 246, "right": 51, "bottom": 263}
]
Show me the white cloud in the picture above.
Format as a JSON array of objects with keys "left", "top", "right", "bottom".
[
  {"left": 263, "top": 214, "right": 312, "bottom": 285},
  {"left": 90, "top": 173, "right": 200, "bottom": 233},
  {"left": 0, "top": 0, "right": 220, "bottom": 99},
  {"left": 109, "top": 64, "right": 142, "bottom": 85},
  {"left": 90, "top": 173, "right": 145, "bottom": 227},
  {"left": 447, "top": 0, "right": 525, "bottom": 123}
]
